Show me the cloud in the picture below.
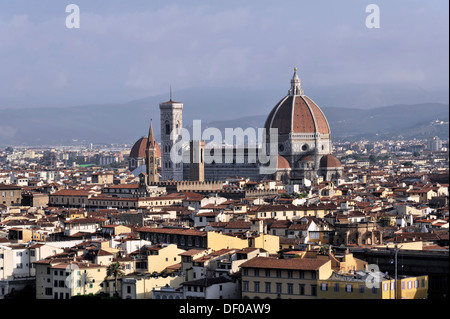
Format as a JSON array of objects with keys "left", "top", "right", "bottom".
[{"left": 0, "top": 1, "right": 447, "bottom": 108}]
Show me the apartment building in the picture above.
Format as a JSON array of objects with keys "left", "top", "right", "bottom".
[
  {"left": 318, "top": 271, "right": 428, "bottom": 299},
  {"left": 0, "top": 184, "right": 22, "bottom": 207},
  {"left": 0, "top": 243, "right": 63, "bottom": 298},
  {"left": 34, "top": 260, "right": 107, "bottom": 299},
  {"left": 240, "top": 257, "right": 333, "bottom": 299}
]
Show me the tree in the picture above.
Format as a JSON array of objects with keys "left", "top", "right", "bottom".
[
  {"left": 3, "top": 285, "right": 35, "bottom": 299},
  {"left": 319, "top": 245, "right": 330, "bottom": 254},
  {"left": 71, "top": 292, "right": 120, "bottom": 299},
  {"left": 79, "top": 271, "right": 93, "bottom": 295},
  {"left": 106, "top": 262, "right": 125, "bottom": 297}
]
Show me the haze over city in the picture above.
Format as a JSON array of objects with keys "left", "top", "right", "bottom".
[{"left": 0, "top": 0, "right": 448, "bottom": 110}]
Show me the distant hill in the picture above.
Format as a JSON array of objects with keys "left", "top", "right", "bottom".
[{"left": 0, "top": 87, "right": 448, "bottom": 147}]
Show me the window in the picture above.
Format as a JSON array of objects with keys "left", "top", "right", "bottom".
[
  {"left": 265, "top": 269, "right": 271, "bottom": 277},
  {"left": 321, "top": 283, "right": 328, "bottom": 291},
  {"left": 276, "top": 270, "right": 282, "bottom": 278},
  {"left": 298, "top": 284, "right": 305, "bottom": 295},
  {"left": 243, "top": 268, "right": 248, "bottom": 276},
  {"left": 243, "top": 281, "right": 249, "bottom": 292},
  {"left": 358, "top": 285, "right": 364, "bottom": 293},
  {"left": 407, "top": 281, "right": 412, "bottom": 290},
  {"left": 276, "top": 283, "right": 282, "bottom": 295},
  {"left": 402, "top": 282, "right": 406, "bottom": 290},
  {"left": 165, "top": 122, "right": 170, "bottom": 135},
  {"left": 334, "top": 283, "right": 339, "bottom": 292},
  {"left": 391, "top": 282, "right": 395, "bottom": 291},
  {"left": 383, "top": 283, "right": 389, "bottom": 292},
  {"left": 311, "top": 285, "right": 317, "bottom": 296},
  {"left": 346, "top": 284, "right": 353, "bottom": 293},
  {"left": 372, "top": 287, "right": 378, "bottom": 294},
  {"left": 254, "top": 282, "right": 260, "bottom": 293},
  {"left": 288, "top": 284, "right": 293, "bottom": 295},
  {"left": 311, "top": 271, "right": 317, "bottom": 280},
  {"left": 127, "top": 286, "right": 131, "bottom": 294},
  {"left": 45, "top": 288, "right": 52, "bottom": 296},
  {"left": 299, "top": 271, "right": 304, "bottom": 279},
  {"left": 421, "top": 279, "right": 425, "bottom": 287},
  {"left": 265, "top": 282, "right": 271, "bottom": 293},
  {"left": 288, "top": 270, "right": 293, "bottom": 279},
  {"left": 254, "top": 269, "right": 259, "bottom": 277},
  {"left": 414, "top": 280, "right": 419, "bottom": 289}
]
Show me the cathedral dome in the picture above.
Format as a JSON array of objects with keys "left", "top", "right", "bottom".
[
  {"left": 130, "top": 137, "right": 161, "bottom": 158},
  {"left": 264, "top": 68, "right": 330, "bottom": 136},
  {"left": 277, "top": 155, "right": 291, "bottom": 170},
  {"left": 319, "top": 154, "right": 341, "bottom": 168}
]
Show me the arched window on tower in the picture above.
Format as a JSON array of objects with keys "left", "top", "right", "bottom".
[{"left": 165, "top": 121, "right": 170, "bottom": 135}]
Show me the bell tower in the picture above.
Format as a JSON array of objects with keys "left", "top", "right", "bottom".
[
  {"left": 159, "top": 94, "right": 184, "bottom": 181},
  {"left": 146, "top": 119, "right": 159, "bottom": 183}
]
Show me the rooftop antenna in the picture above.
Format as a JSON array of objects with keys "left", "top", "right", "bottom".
[{"left": 170, "top": 85, "right": 172, "bottom": 101}]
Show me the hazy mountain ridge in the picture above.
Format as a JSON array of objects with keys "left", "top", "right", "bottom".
[{"left": 0, "top": 88, "right": 448, "bottom": 146}]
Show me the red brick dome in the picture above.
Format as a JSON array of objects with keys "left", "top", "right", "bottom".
[
  {"left": 319, "top": 154, "right": 341, "bottom": 168},
  {"left": 130, "top": 137, "right": 161, "bottom": 158},
  {"left": 277, "top": 155, "right": 291, "bottom": 170},
  {"left": 264, "top": 68, "right": 330, "bottom": 136}
]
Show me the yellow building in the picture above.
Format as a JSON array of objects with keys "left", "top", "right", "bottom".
[
  {"left": 207, "top": 232, "right": 279, "bottom": 255},
  {"left": 120, "top": 273, "right": 185, "bottom": 299},
  {"left": 59, "top": 209, "right": 86, "bottom": 220},
  {"left": 240, "top": 257, "right": 333, "bottom": 299},
  {"left": 397, "top": 275, "right": 428, "bottom": 299},
  {"left": 285, "top": 248, "right": 368, "bottom": 273},
  {"left": 7, "top": 228, "right": 33, "bottom": 243},
  {"left": 179, "top": 249, "right": 210, "bottom": 282},
  {"left": 145, "top": 244, "right": 185, "bottom": 273},
  {"left": 101, "top": 224, "right": 132, "bottom": 237},
  {"left": 34, "top": 260, "right": 107, "bottom": 299},
  {"left": 253, "top": 203, "right": 336, "bottom": 220},
  {"left": 318, "top": 272, "right": 428, "bottom": 299}
]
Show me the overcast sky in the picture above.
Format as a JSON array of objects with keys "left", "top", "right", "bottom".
[{"left": 0, "top": 0, "right": 448, "bottom": 109}]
